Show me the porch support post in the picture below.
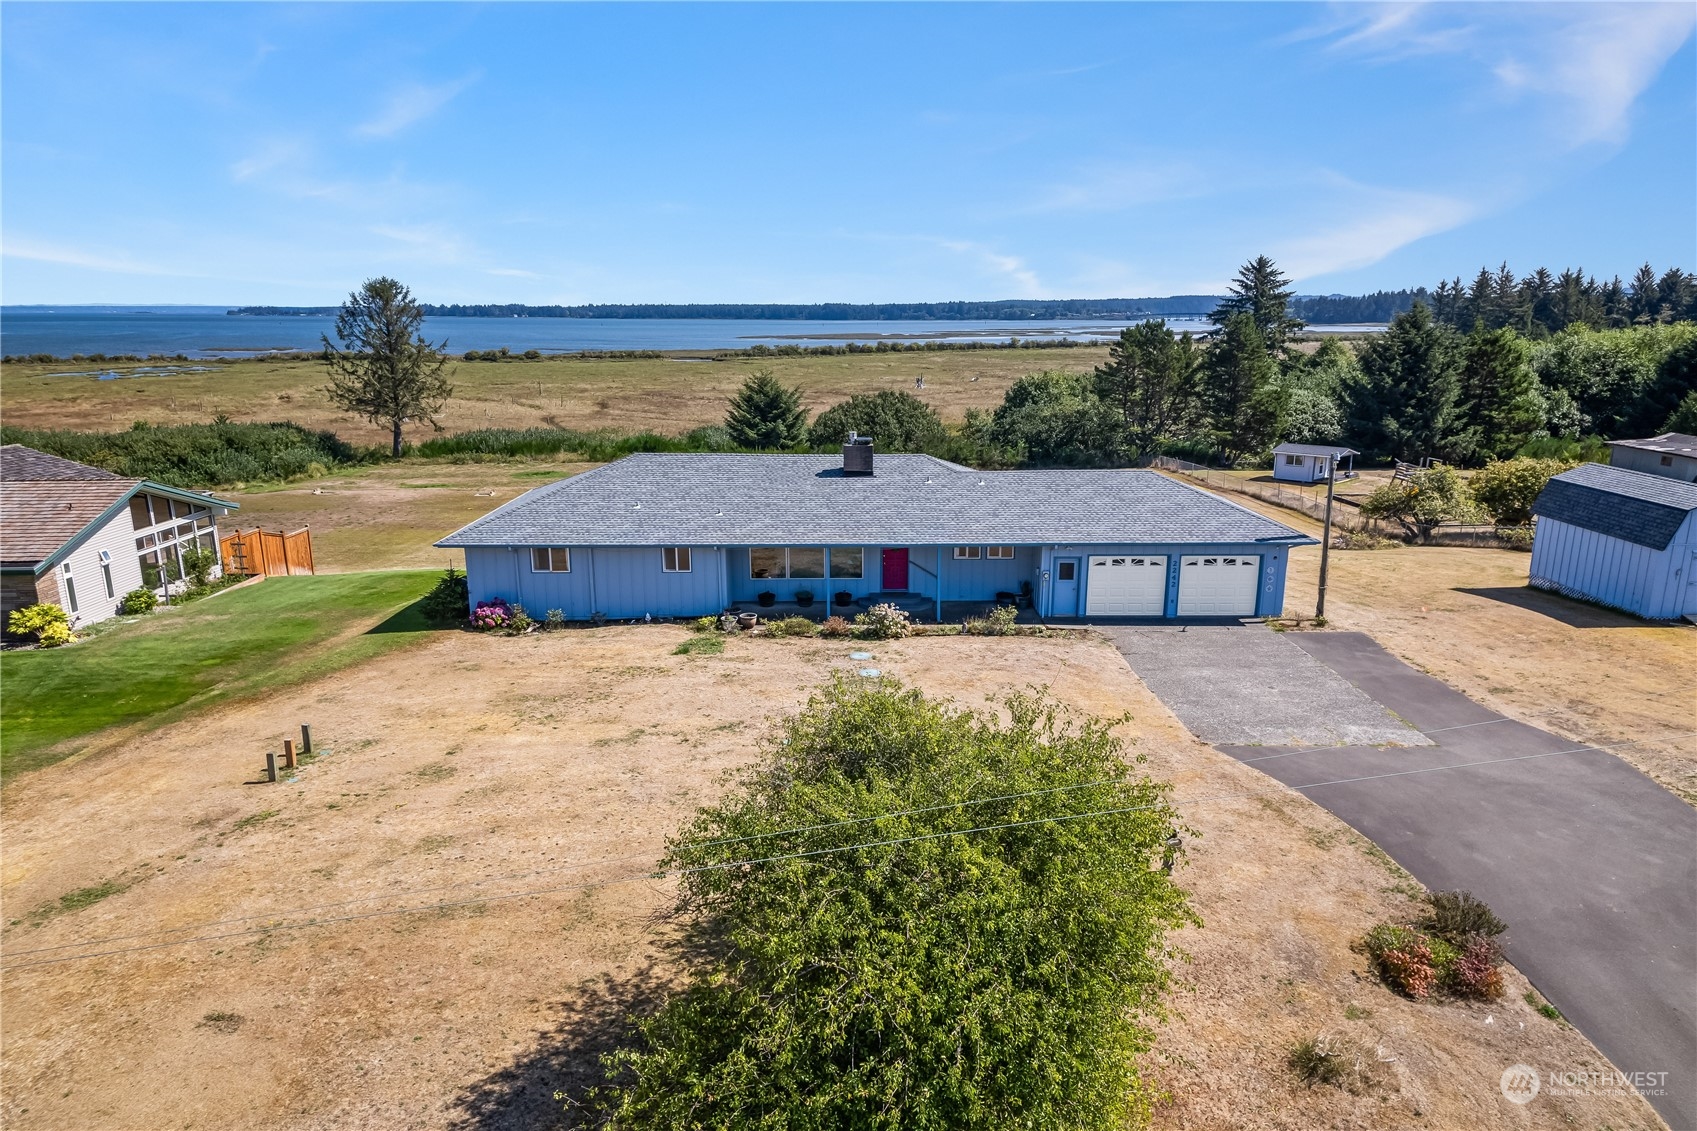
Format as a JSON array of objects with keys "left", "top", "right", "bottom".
[
  {"left": 824, "top": 548, "right": 831, "bottom": 618},
  {"left": 935, "top": 546, "right": 943, "bottom": 623}
]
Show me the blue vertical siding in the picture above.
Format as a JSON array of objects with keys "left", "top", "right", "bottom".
[
  {"left": 1530, "top": 515, "right": 1695, "bottom": 620},
  {"left": 465, "top": 545, "right": 727, "bottom": 619}
]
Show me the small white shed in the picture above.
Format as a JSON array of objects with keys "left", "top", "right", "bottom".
[
  {"left": 1271, "top": 443, "right": 1357, "bottom": 484},
  {"left": 1529, "top": 463, "right": 1697, "bottom": 621}
]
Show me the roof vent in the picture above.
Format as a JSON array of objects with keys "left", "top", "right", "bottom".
[{"left": 842, "top": 432, "right": 874, "bottom": 477}]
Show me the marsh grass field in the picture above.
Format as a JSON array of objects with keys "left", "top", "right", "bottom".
[{"left": 0, "top": 347, "right": 1108, "bottom": 446}]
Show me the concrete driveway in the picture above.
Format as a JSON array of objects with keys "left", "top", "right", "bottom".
[{"left": 1101, "top": 626, "right": 1697, "bottom": 1130}]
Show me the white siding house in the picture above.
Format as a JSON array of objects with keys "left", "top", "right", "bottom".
[
  {"left": 1, "top": 446, "right": 239, "bottom": 629},
  {"left": 1529, "top": 462, "right": 1697, "bottom": 621},
  {"left": 1271, "top": 443, "right": 1357, "bottom": 484},
  {"left": 1606, "top": 433, "right": 1697, "bottom": 483}
]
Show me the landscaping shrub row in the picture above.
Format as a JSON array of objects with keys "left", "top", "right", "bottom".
[{"left": 0, "top": 421, "right": 368, "bottom": 488}]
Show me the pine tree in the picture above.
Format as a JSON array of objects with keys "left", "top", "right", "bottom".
[
  {"left": 1092, "top": 320, "right": 1201, "bottom": 463},
  {"left": 1454, "top": 326, "right": 1543, "bottom": 462},
  {"left": 1629, "top": 263, "right": 1661, "bottom": 324},
  {"left": 1342, "top": 303, "right": 1462, "bottom": 462},
  {"left": 725, "top": 369, "right": 808, "bottom": 449},
  {"left": 321, "top": 277, "right": 452, "bottom": 457},
  {"left": 1208, "top": 255, "right": 1304, "bottom": 351},
  {"left": 1199, "top": 313, "right": 1283, "bottom": 462}
]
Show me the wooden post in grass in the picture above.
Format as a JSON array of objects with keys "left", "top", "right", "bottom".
[
  {"left": 283, "top": 739, "right": 296, "bottom": 770},
  {"left": 1317, "top": 455, "right": 1337, "bottom": 620},
  {"left": 265, "top": 751, "right": 278, "bottom": 783},
  {"left": 300, "top": 724, "right": 312, "bottom": 755}
]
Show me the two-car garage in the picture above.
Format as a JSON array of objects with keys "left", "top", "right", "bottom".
[{"left": 1082, "top": 553, "right": 1261, "bottom": 617}]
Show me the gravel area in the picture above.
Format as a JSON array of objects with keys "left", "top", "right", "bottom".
[{"left": 1098, "top": 625, "right": 1431, "bottom": 747}]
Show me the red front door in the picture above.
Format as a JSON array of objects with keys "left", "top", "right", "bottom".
[{"left": 881, "top": 548, "right": 909, "bottom": 591}]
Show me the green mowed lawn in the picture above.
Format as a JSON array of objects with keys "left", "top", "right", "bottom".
[{"left": 1, "top": 571, "right": 441, "bottom": 778}]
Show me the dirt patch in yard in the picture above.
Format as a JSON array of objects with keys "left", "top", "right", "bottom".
[{"left": 0, "top": 628, "right": 1659, "bottom": 1129}]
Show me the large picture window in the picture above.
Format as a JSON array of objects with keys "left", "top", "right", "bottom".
[
  {"left": 531, "top": 547, "right": 571, "bottom": 572},
  {"left": 662, "top": 547, "right": 692, "bottom": 573},
  {"left": 751, "top": 547, "right": 852, "bottom": 579},
  {"left": 829, "top": 547, "right": 863, "bottom": 579}
]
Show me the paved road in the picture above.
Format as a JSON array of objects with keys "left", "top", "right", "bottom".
[{"left": 1104, "top": 627, "right": 1697, "bottom": 1130}]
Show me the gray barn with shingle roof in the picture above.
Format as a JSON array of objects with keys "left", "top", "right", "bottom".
[
  {"left": 437, "top": 448, "right": 1316, "bottom": 622},
  {"left": 1529, "top": 462, "right": 1697, "bottom": 620}
]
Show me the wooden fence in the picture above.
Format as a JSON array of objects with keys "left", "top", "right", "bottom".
[{"left": 220, "top": 527, "right": 315, "bottom": 577}]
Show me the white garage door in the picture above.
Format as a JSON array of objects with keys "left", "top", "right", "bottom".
[
  {"left": 1085, "top": 555, "right": 1167, "bottom": 616},
  {"left": 1177, "top": 555, "right": 1260, "bottom": 616}
]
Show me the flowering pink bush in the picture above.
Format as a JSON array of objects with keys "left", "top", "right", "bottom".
[{"left": 472, "top": 599, "right": 512, "bottom": 631}]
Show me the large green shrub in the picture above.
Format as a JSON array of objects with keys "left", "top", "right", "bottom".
[
  {"left": 0, "top": 421, "right": 360, "bottom": 488},
  {"left": 589, "top": 679, "right": 1195, "bottom": 1127},
  {"left": 119, "top": 588, "right": 158, "bottom": 615},
  {"left": 809, "top": 390, "right": 948, "bottom": 452},
  {"left": 854, "top": 602, "right": 912, "bottom": 639},
  {"left": 417, "top": 567, "right": 470, "bottom": 623},
  {"left": 1468, "top": 458, "right": 1576, "bottom": 526},
  {"left": 1358, "top": 466, "right": 1480, "bottom": 542}
]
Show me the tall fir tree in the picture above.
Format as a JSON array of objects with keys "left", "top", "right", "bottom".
[
  {"left": 1199, "top": 313, "right": 1283, "bottom": 462},
  {"left": 725, "top": 369, "right": 808, "bottom": 449},
  {"left": 1628, "top": 263, "right": 1662, "bottom": 325},
  {"left": 1454, "top": 325, "right": 1544, "bottom": 463},
  {"left": 1208, "top": 255, "right": 1304, "bottom": 352},
  {"left": 1092, "top": 320, "right": 1201, "bottom": 463},
  {"left": 1342, "top": 302, "right": 1462, "bottom": 462}
]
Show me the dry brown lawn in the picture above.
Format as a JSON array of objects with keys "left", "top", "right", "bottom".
[
  {"left": 0, "top": 628, "right": 1664, "bottom": 1130},
  {"left": 0, "top": 348, "right": 1099, "bottom": 446}
]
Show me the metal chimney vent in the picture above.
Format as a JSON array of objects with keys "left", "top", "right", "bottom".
[{"left": 842, "top": 431, "right": 874, "bottom": 476}]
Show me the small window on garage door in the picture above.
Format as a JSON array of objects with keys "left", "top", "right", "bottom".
[{"left": 1177, "top": 555, "right": 1259, "bottom": 616}]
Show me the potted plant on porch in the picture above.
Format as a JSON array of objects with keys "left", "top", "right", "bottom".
[
  {"left": 835, "top": 590, "right": 854, "bottom": 609},
  {"left": 757, "top": 591, "right": 776, "bottom": 608},
  {"left": 795, "top": 589, "right": 814, "bottom": 608}
]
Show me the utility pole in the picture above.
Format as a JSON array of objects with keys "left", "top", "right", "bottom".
[{"left": 1317, "top": 455, "right": 1336, "bottom": 619}]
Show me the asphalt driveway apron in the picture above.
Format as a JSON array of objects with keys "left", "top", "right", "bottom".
[{"left": 1100, "top": 626, "right": 1697, "bottom": 1130}]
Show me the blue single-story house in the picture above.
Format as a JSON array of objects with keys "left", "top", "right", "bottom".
[
  {"left": 1529, "top": 461, "right": 1697, "bottom": 621},
  {"left": 436, "top": 440, "right": 1316, "bottom": 622}
]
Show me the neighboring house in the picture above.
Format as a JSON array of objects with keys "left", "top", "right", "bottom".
[
  {"left": 436, "top": 441, "right": 1316, "bottom": 622},
  {"left": 1271, "top": 443, "right": 1357, "bottom": 485},
  {"left": 1529, "top": 462, "right": 1697, "bottom": 621},
  {"left": 1606, "top": 433, "right": 1697, "bottom": 483},
  {"left": 0, "top": 445, "right": 239, "bottom": 628}
]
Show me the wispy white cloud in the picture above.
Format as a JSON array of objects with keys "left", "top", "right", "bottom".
[
  {"left": 355, "top": 72, "right": 481, "bottom": 139},
  {"left": 230, "top": 138, "right": 308, "bottom": 183},
  {"left": 484, "top": 266, "right": 541, "bottom": 278},
  {"left": 1, "top": 236, "right": 170, "bottom": 275},
  {"left": 1018, "top": 159, "right": 1207, "bottom": 216},
  {"left": 932, "top": 238, "right": 1043, "bottom": 297},
  {"left": 1311, "top": 2, "right": 1694, "bottom": 147},
  {"left": 1271, "top": 177, "right": 1477, "bottom": 280}
]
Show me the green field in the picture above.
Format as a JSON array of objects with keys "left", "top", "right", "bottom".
[{"left": 0, "top": 570, "right": 440, "bottom": 777}]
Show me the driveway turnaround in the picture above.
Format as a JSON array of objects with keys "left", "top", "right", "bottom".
[
  {"left": 1107, "top": 627, "right": 1697, "bottom": 1130},
  {"left": 1100, "top": 624, "right": 1429, "bottom": 747}
]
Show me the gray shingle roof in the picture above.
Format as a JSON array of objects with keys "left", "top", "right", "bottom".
[
  {"left": 1605, "top": 433, "right": 1697, "bottom": 457},
  {"left": 437, "top": 453, "right": 1312, "bottom": 548},
  {"left": 1532, "top": 462, "right": 1697, "bottom": 550},
  {"left": 1272, "top": 443, "right": 1358, "bottom": 457},
  {"left": 1, "top": 444, "right": 128, "bottom": 482}
]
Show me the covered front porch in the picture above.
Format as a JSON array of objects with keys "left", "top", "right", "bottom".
[{"left": 726, "top": 544, "right": 1040, "bottom": 622}]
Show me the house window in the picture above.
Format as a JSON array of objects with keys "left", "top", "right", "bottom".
[
  {"left": 140, "top": 551, "right": 162, "bottom": 589},
  {"left": 788, "top": 548, "right": 825, "bottom": 579},
  {"left": 1284, "top": 454, "right": 1304, "bottom": 466},
  {"left": 750, "top": 547, "right": 786, "bottom": 579},
  {"left": 531, "top": 547, "right": 571, "bottom": 572},
  {"left": 99, "top": 550, "right": 115, "bottom": 599},
  {"left": 750, "top": 548, "right": 831, "bottom": 579},
  {"left": 829, "top": 547, "right": 863, "bottom": 579},
  {"left": 986, "top": 546, "right": 1015, "bottom": 559},
  {"left": 1057, "top": 561, "right": 1076, "bottom": 581},
  {"left": 662, "top": 547, "right": 692, "bottom": 573},
  {"left": 1663, "top": 455, "right": 1675, "bottom": 466},
  {"left": 61, "top": 563, "right": 78, "bottom": 614},
  {"left": 953, "top": 546, "right": 982, "bottom": 559}
]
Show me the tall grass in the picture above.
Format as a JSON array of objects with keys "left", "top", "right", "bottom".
[
  {"left": 1, "top": 421, "right": 367, "bottom": 487},
  {"left": 413, "top": 425, "right": 740, "bottom": 461}
]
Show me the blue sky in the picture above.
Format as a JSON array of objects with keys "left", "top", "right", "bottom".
[{"left": 3, "top": 2, "right": 1693, "bottom": 305}]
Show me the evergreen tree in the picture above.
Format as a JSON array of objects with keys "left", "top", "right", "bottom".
[
  {"left": 1342, "top": 302, "right": 1462, "bottom": 462},
  {"left": 809, "top": 390, "right": 946, "bottom": 452},
  {"left": 1625, "top": 335, "right": 1697, "bottom": 437},
  {"left": 1454, "top": 325, "right": 1544, "bottom": 463},
  {"left": 1199, "top": 313, "right": 1283, "bottom": 462},
  {"left": 1092, "top": 320, "right": 1201, "bottom": 463},
  {"left": 1208, "top": 255, "right": 1304, "bottom": 351},
  {"left": 321, "top": 277, "right": 452, "bottom": 457},
  {"left": 1629, "top": 263, "right": 1661, "bottom": 324},
  {"left": 725, "top": 369, "right": 807, "bottom": 449}
]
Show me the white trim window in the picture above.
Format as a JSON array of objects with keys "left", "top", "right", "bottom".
[
  {"left": 986, "top": 546, "right": 1015, "bottom": 559},
  {"left": 749, "top": 547, "right": 826, "bottom": 579},
  {"left": 662, "top": 547, "right": 692, "bottom": 573},
  {"left": 953, "top": 546, "right": 982, "bottom": 559},
  {"left": 61, "top": 562, "right": 79, "bottom": 614},
  {"left": 828, "top": 547, "right": 863, "bottom": 579},
  {"left": 530, "top": 547, "right": 571, "bottom": 572},
  {"left": 1284, "top": 454, "right": 1304, "bottom": 466},
  {"left": 98, "top": 550, "right": 115, "bottom": 599}
]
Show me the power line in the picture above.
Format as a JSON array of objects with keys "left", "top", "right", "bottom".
[{"left": 7, "top": 731, "right": 1684, "bottom": 974}]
